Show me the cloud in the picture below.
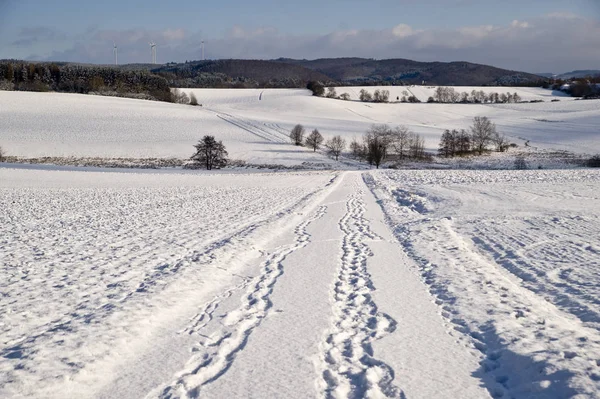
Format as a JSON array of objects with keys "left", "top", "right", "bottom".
[
  {"left": 27, "top": 13, "right": 600, "bottom": 73},
  {"left": 11, "top": 27, "right": 67, "bottom": 46}
]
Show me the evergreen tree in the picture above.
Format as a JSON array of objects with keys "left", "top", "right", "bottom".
[{"left": 191, "top": 136, "right": 228, "bottom": 170}]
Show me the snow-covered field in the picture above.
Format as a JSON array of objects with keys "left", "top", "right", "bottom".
[
  {"left": 2, "top": 166, "right": 600, "bottom": 398},
  {"left": 0, "top": 87, "right": 598, "bottom": 166}
]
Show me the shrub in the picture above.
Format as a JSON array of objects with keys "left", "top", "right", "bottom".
[
  {"left": 514, "top": 156, "right": 528, "bottom": 170},
  {"left": 0, "top": 145, "right": 4, "bottom": 162},
  {"left": 290, "top": 124, "right": 305, "bottom": 146},
  {"left": 189, "top": 92, "right": 199, "bottom": 106}
]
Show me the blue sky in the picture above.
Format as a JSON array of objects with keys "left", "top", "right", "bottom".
[{"left": 1, "top": 0, "right": 599, "bottom": 72}]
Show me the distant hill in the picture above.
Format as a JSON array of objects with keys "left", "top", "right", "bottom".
[
  {"left": 152, "top": 60, "right": 333, "bottom": 88},
  {"left": 556, "top": 70, "right": 600, "bottom": 79},
  {"left": 273, "top": 58, "right": 545, "bottom": 86}
]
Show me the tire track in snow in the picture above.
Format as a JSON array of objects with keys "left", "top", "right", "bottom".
[
  {"left": 152, "top": 206, "right": 328, "bottom": 399},
  {"left": 318, "top": 183, "right": 403, "bottom": 399}
]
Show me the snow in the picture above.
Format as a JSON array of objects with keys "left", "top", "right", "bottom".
[
  {"left": 366, "top": 169, "right": 600, "bottom": 398},
  {"left": 2, "top": 166, "right": 600, "bottom": 398},
  {"left": 2, "top": 87, "right": 600, "bottom": 398},
  {"left": 1, "top": 87, "right": 599, "bottom": 167}
]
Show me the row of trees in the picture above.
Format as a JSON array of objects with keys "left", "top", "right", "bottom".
[
  {"left": 0, "top": 61, "right": 174, "bottom": 102},
  {"left": 430, "top": 87, "right": 522, "bottom": 104},
  {"left": 289, "top": 125, "right": 346, "bottom": 160},
  {"left": 438, "top": 116, "right": 510, "bottom": 156},
  {"left": 349, "top": 125, "right": 426, "bottom": 168}
]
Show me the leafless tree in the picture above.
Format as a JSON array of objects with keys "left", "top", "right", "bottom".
[
  {"left": 494, "top": 132, "right": 510, "bottom": 152},
  {"left": 349, "top": 137, "right": 365, "bottom": 158},
  {"left": 189, "top": 92, "right": 199, "bottom": 106},
  {"left": 0, "top": 145, "right": 5, "bottom": 162},
  {"left": 359, "top": 89, "right": 373, "bottom": 102},
  {"left": 471, "top": 116, "right": 497, "bottom": 154},
  {"left": 339, "top": 93, "right": 351, "bottom": 101},
  {"left": 326, "top": 135, "right": 346, "bottom": 161},
  {"left": 290, "top": 124, "right": 305, "bottom": 146},
  {"left": 409, "top": 133, "right": 426, "bottom": 159},
  {"left": 390, "top": 125, "right": 412, "bottom": 159},
  {"left": 173, "top": 88, "right": 190, "bottom": 104},
  {"left": 305, "top": 129, "right": 324, "bottom": 151},
  {"left": 326, "top": 87, "right": 337, "bottom": 98}
]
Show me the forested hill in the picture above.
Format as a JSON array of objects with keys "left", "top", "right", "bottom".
[
  {"left": 0, "top": 58, "right": 547, "bottom": 102},
  {"left": 0, "top": 60, "right": 173, "bottom": 102},
  {"left": 272, "top": 58, "right": 545, "bottom": 86},
  {"left": 151, "top": 59, "right": 334, "bottom": 88}
]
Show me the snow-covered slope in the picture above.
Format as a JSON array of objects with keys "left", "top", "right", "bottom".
[
  {"left": 0, "top": 87, "right": 598, "bottom": 166},
  {"left": 2, "top": 167, "right": 600, "bottom": 398}
]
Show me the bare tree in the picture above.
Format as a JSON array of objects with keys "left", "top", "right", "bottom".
[
  {"left": 339, "top": 93, "right": 351, "bottom": 101},
  {"left": 189, "top": 92, "right": 199, "bottom": 106},
  {"left": 326, "top": 135, "right": 346, "bottom": 161},
  {"left": 349, "top": 137, "right": 365, "bottom": 158},
  {"left": 173, "top": 88, "right": 190, "bottom": 104},
  {"left": 409, "top": 133, "right": 426, "bottom": 159},
  {"left": 359, "top": 89, "right": 373, "bottom": 102},
  {"left": 438, "top": 129, "right": 455, "bottom": 157},
  {"left": 326, "top": 87, "right": 337, "bottom": 98},
  {"left": 290, "top": 124, "right": 305, "bottom": 146},
  {"left": 0, "top": 145, "right": 5, "bottom": 162},
  {"left": 366, "top": 136, "right": 386, "bottom": 168},
  {"left": 390, "top": 125, "right": 411, "bottom": 159},
  {"left": 190, "top": 136, "right": 228, "bottom": 170},
  {"left": 457, "top": 129, "right": 472, "bottom": 154},
  {"left": 367, "top": 124, "right": 395, "bottom": 160},
  {"left": 305, "top": 129, "right": 324, "bottom": 151},
  {"left": 471, "top": 116, "right": 497, "bottom": 155},
  {"left": 494, "top": 132, "right": 510, "bottom": 152}
]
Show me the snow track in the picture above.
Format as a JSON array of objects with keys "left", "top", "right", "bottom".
[
  {"left": 318, "top": 181, "right": 402, "bottom": 399},
  {"left": 366, "top": 170, "right": 600, "bottom": 398},
  {"left": 214, "top": 111, "right": 288, "bottom": 143},
  {"left": 152, "top": 206, "right": 328, "bottom": 398}
]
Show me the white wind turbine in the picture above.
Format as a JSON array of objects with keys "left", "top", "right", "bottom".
[
  {"left": 201, "top": 40, "right": 205, "bottom": 61},
  {"left": 149, "top": 41, "right": 157, "bottom": 64},
  {"left": 113, "top": 42, "right": 118, "bottom": 65}
]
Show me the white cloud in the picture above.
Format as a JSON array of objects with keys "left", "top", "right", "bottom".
[{"left": 392, "top": 24, "right": 414, "bottom": 38}]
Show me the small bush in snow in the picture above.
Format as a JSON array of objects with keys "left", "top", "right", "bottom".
[{"left": 514, "top": 156, "right": 528, "bottom": 170}]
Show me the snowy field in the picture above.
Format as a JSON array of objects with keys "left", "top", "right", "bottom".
[
  {"left": 1, "top": 166, "right": 600, "bottom": 398},
  {"left": 0, "top": 87, "right": 599, "bottom": 166}
]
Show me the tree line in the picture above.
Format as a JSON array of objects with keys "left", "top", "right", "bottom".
[
  {"left": 438, "top": 116, "right": 512, "bottom": 156},
  {"left": 0, "top": 61, "right": 174, "bottom": 102},
  {"left": 429, "top": 87, "right": 522, "bottom": 104}
]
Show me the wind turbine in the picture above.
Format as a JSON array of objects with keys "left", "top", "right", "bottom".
[
  {"left": 113, "top": 42, "right": 118, "bottom": 66},
  {"left": 201, "top": 40, "right": 205, "bottom": 61},
  {"left": 149, "top": 42, "right": 157, "bottom": 64}
]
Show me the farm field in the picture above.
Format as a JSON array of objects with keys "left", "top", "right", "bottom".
[
  {"left": 1, "top": 167, "right": 600, "bottom": 398},
  {"left": 0, "top": 87, "right": 599, "bottom": 166}
]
